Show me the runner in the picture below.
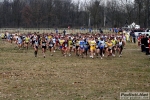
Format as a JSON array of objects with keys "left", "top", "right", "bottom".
[
  {"left": 90, "top": 37, "right": 96, "bottom": 58},
  {"left": 83, "top": 38, "right": 89, "bottom": 57},
  {"left": 95, "top": 38, "right": 100, "bottom": 58},
  {"left": 72, "top": 38, "right": 76, "bottom": 54},
  {"left": 52, "top": 36, "right": 56, "bottom": 52},
  {"left": 34, "top": 38, "right": 39, "bottom": 57},
  {"left": 17, "top": 35, "right": 23, "bottom": 50},
  {"left": 68, "top": 36, "right": 73, "bottom": 56},
  {"left": 75, "top": 38, "right": 80, "bottom": 56},
  {"left": 22, "top": 34, "right": 26, "bottom": 48},
  {"left": 111, "top": 37, "right": 117, "bottom": 57},
  {"left": 48, "top": 37, "right": 54, "bottom": 56},
  {"left": 106, "top": 39, "right": 113, "bottom": 57},
  {"left": 25, "top": 35, "right": 30, "bottom": 50},
  {"left": 55, "top": 37, "right": 59, "bottom": 50},
  {"left": 10, "top": 33, "right": 13, "bottom": 43},
  {"left": 117, "top": 38, "right": 124, "bottom": 57},
  {"left": 59, "top": 36, "right": 65, "bottom": 56},
  {"left": 98, "top": 37, "right": 105, "bottom": 59},
  {"left": 31, "top": 33, "right": 37, "bottom": 47},
  {"left": 62, "top": 38, "right": 68, "bottom": 57},
  {"left": 41, "top": 37, "right": 47, "bottom": 58},
  {"left": 79, "top": 38, "right": 85, "bottom": 58}
]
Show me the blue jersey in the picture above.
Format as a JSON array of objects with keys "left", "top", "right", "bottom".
[
  {"left": 18, "top": 37, "right": 22, "bottom": 44},
  {"left": 98, "top": 40, "right": 105, "bottom": 48},
  {"left": 83, "top": 41, "right": 89, "bottom": 49},
  {"left": 79, "top": 41, "right": 84, "bottom": 48},
  {"left": 96, "top": 41, "right": 99, "bottom": 48}
]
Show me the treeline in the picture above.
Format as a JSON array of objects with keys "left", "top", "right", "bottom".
[{"left": 0, "top": 0, "right": 149, "bottom": 28}]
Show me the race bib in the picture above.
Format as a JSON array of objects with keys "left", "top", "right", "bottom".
[
  {"left": 109, "top": 47, "right": 112, "bottom": 49},
  {"left": 49, "top": 44, "right": 53, "bottom": 47},
  {"left": 42, "top": 43, "right": 46, "bottom": 46},
  {"left": 65, "top": 44, "right": 67, "bottom": 47},
  {"left": 80, "top": 45, "right": 83, "bottom": 48},
  {"left": 84, "top": 45, "right": 87, "bottom": 48}
]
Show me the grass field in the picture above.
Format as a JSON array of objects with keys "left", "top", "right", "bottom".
[{"left": 0, "top": 39, "right": 150, "bottom": 100}]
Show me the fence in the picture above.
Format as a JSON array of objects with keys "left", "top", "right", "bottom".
[{"left": 0, "top": 28, "right": 109, "bottom": 34}]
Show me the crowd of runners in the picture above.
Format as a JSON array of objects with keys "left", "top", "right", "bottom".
[{"left": 1, "top": 31, "right": 128, "bottom": 59}]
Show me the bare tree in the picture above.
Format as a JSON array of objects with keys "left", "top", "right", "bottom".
[
  {"left": 12, "top": 0, "right": 24, "bottom": 28},
  {"left": 0, "top": 0, "right": 149, "bottom": 28},
  {"left": 88, "top": 0, "right": 101, "bottom": 28},
  {"left": 22, "top": 4, "right": 32, "bottom": 27}
]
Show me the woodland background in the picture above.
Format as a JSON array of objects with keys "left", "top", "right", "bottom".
[{"left": 0, "top": 0, "right": 149, "bottom": 28}]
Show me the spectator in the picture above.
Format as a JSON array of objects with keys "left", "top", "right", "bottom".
[
  {"left": 89, "top": 27, "right": 92, "bottom": 33},
  {"left": 143, "top": 34, "right": 149, "bottom": 55},
  {"left": 132, "top": 32, "right": 136, "bottom": 43},
  {"left": 99, "top": 28, "right": 103, "bottom": 34},
  {"left": 63, "top": 29, "right": 66, "bottom": 36},
  {"left": 129, "top": 31, "right": 133, "bottom": 43},
  {"left": 140, "top": 35, "right": 145, "bottom": 52}
]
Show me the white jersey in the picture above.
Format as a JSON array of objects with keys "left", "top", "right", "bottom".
[
  {"left": 35, "top": 41, "right": 39, "bottom": 46},
  {"left": 123, "top": 36, "right": 126, "bottom": 42},
  {"left": 52, "top": 38, "right": 56, "bottom": 44},
  {"left": 119, "top": 41, "right": 123, "bottom": 46},
  {"left": 33, "top": 35, "right": 37, "bottom": 41}
]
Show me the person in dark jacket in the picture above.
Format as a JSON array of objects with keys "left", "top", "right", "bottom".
[
  {"left": 140, "top": 35, "right": 145, "bottom": 52},
  {"left": 143, "top": 34, "right": 149, "bottom": 55},
  {"left": 132, "top": 33, "right": 136, "bottom": 43}
]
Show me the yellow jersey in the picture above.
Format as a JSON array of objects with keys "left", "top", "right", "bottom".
[
  {"left": 25, "top": 37, "right": 30, "bottom": 43},
  {"left": 107, "top": 42, "right": 113, "bottom": 48},
  {"left": 48, "top": 36, "right": 52, "bottom": 39},
  {"left": 111, "top": 40, "right": 116, "bottom": 46},
  {"left": 68, "top": 40, "right": 73, "bottom": 46},
  {"left": 76, "top": 40, "right": 79, "bottom": 46},
  {"left": 59, "top": 40, "right": 65, "bottom": 46},
  {"left": 90, "top": 40, "right": 96, "bottom": 46}
]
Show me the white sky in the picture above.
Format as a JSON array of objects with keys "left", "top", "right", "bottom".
[{"left": 0, "top": 0, "right": 134, "bottom": 4}]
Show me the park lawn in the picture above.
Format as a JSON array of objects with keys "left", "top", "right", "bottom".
[{"left": 0, "top": 40, "right": 150, "bottom": 100}]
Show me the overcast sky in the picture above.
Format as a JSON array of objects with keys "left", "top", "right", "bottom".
[{"left": 0, "top": 0, "right": 134, "bottom": 4}]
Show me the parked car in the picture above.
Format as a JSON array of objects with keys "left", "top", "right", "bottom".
[{"left": 134, "top": 29, "right": 150, "bottom": 37}]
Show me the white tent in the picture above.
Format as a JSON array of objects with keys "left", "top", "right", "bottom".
[{"left": 128, "top": 22, "right": 140, "bottom": 29}]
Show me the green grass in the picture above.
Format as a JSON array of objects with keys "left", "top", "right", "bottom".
[{"left": 0, "top": 40, "right": 150, "bottom": 100}]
